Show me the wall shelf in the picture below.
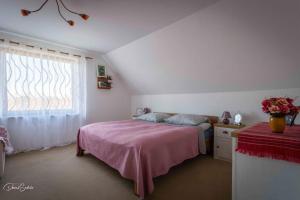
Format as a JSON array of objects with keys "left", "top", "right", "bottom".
[{"left": 97, "top": 76, "right": 112, "bottom": 90}]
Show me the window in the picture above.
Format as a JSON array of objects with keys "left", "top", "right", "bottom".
[
  {"left": 0, "top": 43, "right": 86, "bottom": 153},
  {"left": 0, "top": 46, "right": 85, "bottom": 116},
  {"left": 5, "top": 52, "right": 74, "bottom": 112}
]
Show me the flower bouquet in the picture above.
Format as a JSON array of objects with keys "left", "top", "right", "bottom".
[{"left": 262, "top": 97, "right": 298, "bottom": 133}]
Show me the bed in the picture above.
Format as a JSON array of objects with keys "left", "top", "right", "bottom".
[{"left": 77, "top": 114, "right": 218, "bottom": 198}]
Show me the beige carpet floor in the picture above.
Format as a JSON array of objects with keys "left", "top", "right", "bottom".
[{"left": 0, "top": 144, "right": 231, "bottom": 200}]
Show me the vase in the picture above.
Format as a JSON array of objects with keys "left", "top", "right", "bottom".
[{"left": 269, "top": 115, "right": 286, "bottom": 133}]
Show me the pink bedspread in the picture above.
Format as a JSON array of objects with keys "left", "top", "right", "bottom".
[{"left": 77, "top": 120, "right": 199, "bottom": 198}]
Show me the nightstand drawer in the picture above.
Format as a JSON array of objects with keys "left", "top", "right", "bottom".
[{"left": 215, "top": 127, "right": 235, "bottom": 139}]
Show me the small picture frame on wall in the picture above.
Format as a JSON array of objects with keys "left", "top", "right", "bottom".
[
  {"left": 97, "top": 65, "right": 106, "bottom": 77},
  {"left": 98, "top": 82, "right": 106, "bottom": 88}
]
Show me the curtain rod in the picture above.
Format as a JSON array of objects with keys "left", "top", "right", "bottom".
[{"left": 0, "top": 38, "right": 93, "bottom": 60}]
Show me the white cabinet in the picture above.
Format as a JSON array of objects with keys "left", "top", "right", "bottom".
[
  {"left": 214, "top": 123, "right": 245, "bottom": 162},
  {"left": 232, "top": 136, "right": 300, "bottom": 200},
  {"left": 215, "top": 137, "right": 232, "bottom": 161}
]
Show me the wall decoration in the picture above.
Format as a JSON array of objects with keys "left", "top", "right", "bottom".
[
  {"left": 96, "top": 65, "right": 112, "bottom": 89},
  {"left": 97, "top": 65, "right": 106, "bottom": 77},
  {"left": 97, "top": 76, "right": 112, "bottom": 90}
]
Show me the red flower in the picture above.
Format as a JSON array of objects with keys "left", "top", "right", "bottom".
[
  {"left": 261, "top": 97, "right": 297, "bottom": 115},
  {"left": 278, "top": 105, "right": 289, "bottom": 114},
  {"left": 286, "top": 98, "right": 294, "bottom": 104},
  {"left": 262, "top": 106, "right": 269, "bottom": 113},
  {"left": 262, "top": 99, "right": 270, "bottom": 107}
]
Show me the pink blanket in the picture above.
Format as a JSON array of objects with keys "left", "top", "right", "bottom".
[{"left": 77, "top": 120, "right": 199, "bottom": 198}]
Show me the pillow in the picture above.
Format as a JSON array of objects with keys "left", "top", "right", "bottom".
[
  {"left": 136, "top": 113, "right": 171, "bottom": 123},
  {"left": 164, "top": 114, "right": 208, "bottom": 126}
]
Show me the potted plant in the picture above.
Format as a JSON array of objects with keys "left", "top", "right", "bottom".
[{"left": 262, "top": 97, "right": 298, "bottom": 133}]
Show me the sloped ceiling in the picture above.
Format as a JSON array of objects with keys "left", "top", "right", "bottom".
[
  {"left": 105, "top": 0, "right": 300, "bottom": 94},
  {"left": 0, "top": 0, "right": 218, "bottom": 53}
]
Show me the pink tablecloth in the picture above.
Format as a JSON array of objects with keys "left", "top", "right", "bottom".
[{"left": 236, "top": 122, "right": 300, "bottom": 164}]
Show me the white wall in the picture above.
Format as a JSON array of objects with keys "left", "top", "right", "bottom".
[
  {"left": 86, "top": 57, "right": 131, "bottom": 123},
  {"left": 132, "top": 88, "right": 300, "bottom": 125},
  {"left": 106, "top": 0, "right": 300, "bottom": 125},
  {"left": 106, "top": 0, "right": 300, "bottom": 94}
]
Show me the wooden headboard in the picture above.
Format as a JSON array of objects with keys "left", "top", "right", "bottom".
[{"left": 153, "top": 112, "right": 219, "bottom": 125}]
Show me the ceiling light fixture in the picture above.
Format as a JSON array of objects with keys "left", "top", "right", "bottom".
[{"left": 21, "top": 0, "right": 89, "bottom": 26}]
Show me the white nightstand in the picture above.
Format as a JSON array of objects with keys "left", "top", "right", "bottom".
[{"left": 214, "top": 123, "right": 245, "bottom": 162}]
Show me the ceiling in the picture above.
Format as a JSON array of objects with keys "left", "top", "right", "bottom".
[{"left": 0, "top": 0, "right": 217, "bottom": 53}]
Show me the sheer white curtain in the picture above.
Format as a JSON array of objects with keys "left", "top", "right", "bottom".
[{"left": 0, "top": 42, "right": 86, "bottom": 153}]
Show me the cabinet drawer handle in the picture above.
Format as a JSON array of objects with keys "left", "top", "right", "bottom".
[
  {"left": 217, "top": 145, "right": 220, "bottom": 148},
  {"left": 222, "top": 130, "right": 228, "bottom": 135}
]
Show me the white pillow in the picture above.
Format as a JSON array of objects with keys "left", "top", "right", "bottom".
[
  {"left": 136, "top": 113, "right": 171, "bottom": 123},
  {"left": 164, "top": 114, "right": 208, "bottom": 126}
]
